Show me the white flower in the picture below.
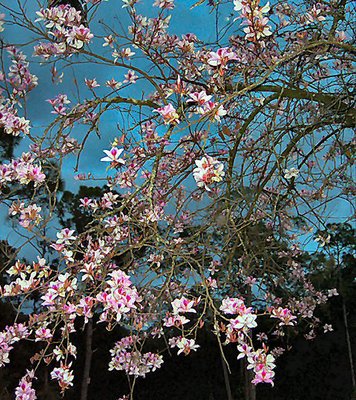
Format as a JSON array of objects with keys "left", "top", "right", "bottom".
[
  {"left": 230, "top": 313, "right": 257, "bottom": 330},
  {"left": 176, "top": 338, "right": 200, "bottom": 355},
  {"left": 56, "top": 228, "right": 76, "bottom": 244},
  {"left": 327, "top": 288, "right": 339, "bottom": 297},
  {"left": 323, "top": 324, "right": 333, "bottom": 333},
  {"left": 315, "top": 234, "right": 331, "bottom": 247},
  {"left": 193, "top": 156, "right": 225, "bottom": 191},
  {"left": 100, "top": 147, "right": 125, "bottom": 165},
  {"left": 233, "top": 0, "right": 244, "bottom": 11},
  {"left": 284, "top": 167, "right": 299, "bottom": 180}
]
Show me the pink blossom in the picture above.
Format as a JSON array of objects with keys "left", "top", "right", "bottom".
[
  {"left": 56, "top": 228, "right": 76, "bottom": 244},
  {"left": 123, "top": 70, "right": 138, "bottom": 84},
  {"left": 101, "top": 147, "right": 125, "bottom": 166},
  {"left": 154, "top": 104, "right": 180, "bottom": 125},
  {"left": 193, "top": 155, "right": 225, "bottom": 191},
  {"left": 230, "top": 313, "right": 257, "bottom": 330},
  {"left": 207, "top": 47, "right": 238, "bottom": 67},
  {"left": 50, "top": 363, "right": 74, "bottom": 392},
  {"left": 15, "top": 370, "right": 37, "bottom": 400},
  {"left": 252, "top": 366, "right": 275, "bottom": 385},
  {"left": 171, "top": 296, "right": 197, "bottom": 314},
  {"left": 270, "top": 307, "right": 297, "bottom": 326},
  {"left": 175, "top": 337, "right": 200, "bottom": 355}
]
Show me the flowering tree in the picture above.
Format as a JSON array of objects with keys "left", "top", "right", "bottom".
[{"left": 0, "top": 0, "right": 354, "bottom": 399}]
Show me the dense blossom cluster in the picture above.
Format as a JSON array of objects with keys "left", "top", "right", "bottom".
[
  {"left": 0, "top": 323, "right": 30, "bottom": 367},
  {"left": 0, "top": 48, "right": 37, "bottom": 136},
  {"left": 0, "top": 0, "right": 352, "bottom": 398},
  {"left": 220, "top": 298, "right": 277, "bottom": 385},
  {"left": 0, "top": 153, "right": 46, "bottom": 189},
  {"left": 109, "top": 336, "right": 163, "bottom": 377},
  {"left": 193, "top": 156, "right": 225, "bottom": 191},
  {"left": 234, "top": 0, "right": 273, "bottom": 41},
  {"left": 15, "top": 370, "right": 37, "bottom": 400},
  {"left": 34, "top": 5, "right": 93, "bottom": 58}
]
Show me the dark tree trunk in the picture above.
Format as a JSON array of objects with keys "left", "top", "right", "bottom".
[
  {"left": 342, "top": 299, "right": 356, "bottom": 389},
  {"left": 80, "top": 319, "right": 93, "bottom": 400}
]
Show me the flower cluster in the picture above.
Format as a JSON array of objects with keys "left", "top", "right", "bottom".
[
  {"left": 186, "top": 89, "right": 227, "bottom": 121},
  {"left": 169, "top": 336, "right": 200, "bottom": 355},
  {"left": 193, "top": 156, "right": 225, "bottom": 191},
  {"left": 34, "top": 5, "right": 93, "bottom": 58},
  {"left": 234, "top": 0, "right": 272, "bottom": 41},
  {"left": 220, "top": 298, "right": 276, "bottom": 385},
  {"left": 0, "top": 152, "right": 46, "bottom": 189},
  {"left": 41, "top": 272, "right": 78, "bottom": 308},
  {"left": 163, "top": 296, "right": 198, "bottom": 327},
  {"left": 50, "top": 363, "right": 74, "bottom": 392},
  {"left": 47, "top": 93, "right": 71, "bottom": 115},
  {"left": 270, "top": 306, "right": 297, "bottom": 326},
  {"left": 15, "top": 370, "right": 37, "bottom": 400},
  {"left": 109, "top": 336, "right": 163, "bottom": 377},
  {"left": 207, "top": 47, "right": 238, "bottom": 75},
  {"left": 96, "top": 270, "right": 140, "bottom": 323},
  {"left": 9, "top": 202, "right": 42, "bottom": 229},
  {"left": 0, "top": 0, "right": 350, "bottom": 396},
  {"left": 0, "top": 324, "right": 30, "bottom": 367},
  {"left": 0, "top": 108, "right": 30, "bottom": 136},
  {"left": 6, "top": 47, "right": 38, "bottom": 96}
]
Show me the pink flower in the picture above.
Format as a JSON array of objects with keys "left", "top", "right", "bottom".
[
  {"left": 35, "top": 327, "right": 53, "bottom": 342},
  {"left": 207, "top": 47, "right": 238, "bottom": 67},
  {"left": 56, "top": 228, "right": 76, "bottom": 244},
  {"left": 67, "top": 25, "right": 93, "bottom": 49},
  {"left": 193, "top": 155, "right": 225, "bottom": 191},
  {"left": 171, "top": 297, "right": 197, "bottom": 314},
  {"left": 85, "top": 78, "right": 100, "bottom": 88},
  {"left": 51, "top": 363, "right": 74, "bottom": 391},
  {"left": 230, "top": 313, "right": 257, "bottom": 330},
  {"left": 163, "top": 314, "right": 190, "bottom": 327},
  {"left": 237, "top": 343, "right": 253, "bottom": 359},
  {"left": 79, "top": 197, "right": 93, "bottom": 208},
  {"left": 153, "top": 0, "right": 175, "bottom": 9},
  {"left": 201, "top": 101, "right": 227, "bottom": 121},
  {"left": 175, "top": 337, "right": 200, "bottom": 355},
  {"left": 123, "top": 70, "right": 138, "bottom": 84},
  {"left": 100, "top": 147, "right": 125, "bottom": 166},
  {"left": 270, "top": 307, "right": 297, "bottom": 326},
  {"left": 323, "top": 324, "right": 333, "bottom": 333},
  {"left": 187, "top": 90, "right": 212, "bottom": 106},
  {"left": 243, "top": 17, "right": 272, "bottom": 40},
  {"left": 252, "top": 366, "right": 274, "bottom": 386},
  {"left": 154, "top": 104, "right": 180, "bottom": 125},
  {"left": 15, "top": 370, "right": 37, "bottom": 400},
  {"left": 220, "top": 298, "right": 246, "bottom": 314},
  {"left": 305, "top": 5, "right": 326, "bottom": 24},
  {"left": 121, "top": 47, "right": 135, "bottom": 58}
]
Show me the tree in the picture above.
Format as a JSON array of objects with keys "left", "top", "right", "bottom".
[
  {"left": 0, "top": 1, "right": 354, "bottom": 399},
  {"left": 309, "top": 223, "right": 356, "bottom": 392}
]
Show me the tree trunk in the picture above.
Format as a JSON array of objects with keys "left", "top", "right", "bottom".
[
  {"left": 243, "top": 360, "right": 256, "bottom": 400},
  {"left": 220, "top": 350, "right": 233, "bottom": 400},
  {"left": 80, "top": 319, "right": 93, "bottom": 400},
  {"left": 342, "top": 299, "right": 356, "bottom": 389}
]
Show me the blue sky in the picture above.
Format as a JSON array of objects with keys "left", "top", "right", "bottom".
[
  {"left": 0, "top": 0, "right": 230, "bottom": 256},
  {"left": 1, "top": 0, "right": 234, "bottom": 192},
  {"left": 0, "top": 1, "right": 353, "bottom": 256}
]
